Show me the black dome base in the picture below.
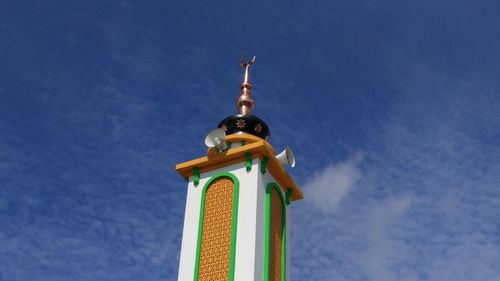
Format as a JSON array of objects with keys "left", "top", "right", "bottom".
[{"left": 218, "top": 114, "right": 270, "bottom": 140}]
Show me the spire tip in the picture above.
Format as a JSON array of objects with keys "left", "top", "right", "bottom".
[{"left": 236, "top": 53, "right": 256, "bottom": 115}]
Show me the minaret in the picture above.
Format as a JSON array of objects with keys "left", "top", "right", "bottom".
[{"left": 176, "top": 55, "right": 303, "bottom": 281}]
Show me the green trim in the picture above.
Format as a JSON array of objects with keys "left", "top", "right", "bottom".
[
  {"left": 263, "top": 183, "right": 287, "bottom": 281},
  {"left": 245, "top": 152, "right": 252, "bottom": 172},
  {"left": 285, "top": 188, "right": 293, "bottom": 206},
  {"left": 260, "top": 156, "right": 270, "bottom": 174},
  {"left": 216, "top": 142, "right": 231, "bottom": 154},
  {"left": 214, "top": 142, "right": 231, "bottom": 154},
  {"left": 193, "top": 167, "right": 200, "bottom": 186},
  {"left": 241, "top": 140, "right": 246, "bottom": 146},
  {"left": 193, "top": 172, "right": 240, "bottom": 281},
  {"left": 263, "top": 187, "right": 271, "bottom": 281}
]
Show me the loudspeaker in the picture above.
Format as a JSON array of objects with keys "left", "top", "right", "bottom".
[
  {"left": 276, "top": 146, "right": 296, "bottom": 168},
  {"left": 204, "top": 128, "right": 228, "bottom": 151}
]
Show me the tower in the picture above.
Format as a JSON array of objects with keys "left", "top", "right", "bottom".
[{"left": 175, "top": 55, "right": 303, "bottom": 281}]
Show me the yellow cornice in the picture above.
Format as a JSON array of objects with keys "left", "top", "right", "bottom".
[{"left": 175, "top": 134, "right": 304, "bottom": 201}]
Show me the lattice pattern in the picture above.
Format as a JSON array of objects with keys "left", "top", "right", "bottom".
[
  {"left": 269, "top": 188, "right": 284, "bottom": 281},
  {"left": 198, "top": 177, "right": 234, "bottom": 281}
]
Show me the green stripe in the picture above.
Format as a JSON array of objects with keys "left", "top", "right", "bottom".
[
  {"left": 245, "top": 152, "right": 252, "bottom": 172},
  {"left": 193, "top": 167, "right": 200, "bottom": 186},
  {"left": 260, "top": 156, "right": 270, "bottom": 174},
  {"left": 228, "top": 175, "right": 239, "bottom": 281},
  {"left": 263, "top": 186, "right": 271, "bottom": 281},
  {"left": 285, "top": 188, "right": 293, "bottom": 206}
]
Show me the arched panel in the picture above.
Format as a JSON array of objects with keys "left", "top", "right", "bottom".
[
  {"left": 264, "top": 183, "right": 286, "bottom": 281},
  {"left": 194, "top": 173, "right": 239, "bottom": 281}
]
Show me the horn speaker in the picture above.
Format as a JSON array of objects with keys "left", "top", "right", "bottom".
[
  {"left": 204, "top": 128, "right": 228, "bottom": 151},
  {"left": 276, "top": 145, "right": 296, "bottom": 168}
]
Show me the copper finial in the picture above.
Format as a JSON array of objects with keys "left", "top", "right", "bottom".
[{"left": 236, "top": 53, "right": 256, "bottom": 115}]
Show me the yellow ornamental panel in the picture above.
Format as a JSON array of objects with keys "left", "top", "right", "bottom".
[
  {"left": 269, "top": 188, "right": 284, "bottom": 281},
  {"left": 197, "top": 177, "right": 234, "bottom": 281}
]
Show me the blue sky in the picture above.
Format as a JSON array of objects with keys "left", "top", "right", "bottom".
[{"left": 1, "top": 1, "right": 500, "bottom": 280}]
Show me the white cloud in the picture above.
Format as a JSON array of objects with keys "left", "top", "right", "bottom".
[
  {"left": 304, "top": 152, "right": 363, "bottom": 213},
  {"left": 357, "top": 196, "right": 413, "bottom": 281},
  {"left": 293, "top": 66, "right": 500, "bottom": 280}
]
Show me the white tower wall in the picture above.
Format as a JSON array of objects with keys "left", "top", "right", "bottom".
[{"left": 177, "top": 159, "right": 290, "bottom": 281}]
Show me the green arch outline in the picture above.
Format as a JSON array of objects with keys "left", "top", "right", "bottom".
[
  {"left": 263, "top": 182, "right": 287, "bottom": 281},
  {"left": 193, "top": 172, "right": 240, "bottom": 281}
]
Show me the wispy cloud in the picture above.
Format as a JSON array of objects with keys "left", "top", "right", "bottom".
[
  {"left": 292, "top": 65, "right": 500, "bottom": 280},
  {"left": 304, "top": 152, "right": 363, "bottom": 213},
  {"left": 356, "top": 196, "right": 413, "bottom": 281}
]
